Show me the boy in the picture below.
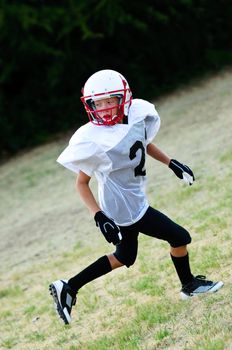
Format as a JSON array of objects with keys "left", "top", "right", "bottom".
[{"left": 49, "top": 69, "right": 223, "bottom": 324}]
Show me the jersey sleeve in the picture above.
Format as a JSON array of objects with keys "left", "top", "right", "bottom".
[
  {"left": 57, "top": 139, "right": 111, "bottom": 176},
  {"left": 144, "top": 111, "right": 160, "bottom": 144},
  {"left": 129, "top": 99, "right": 161, "bottom": 144}
]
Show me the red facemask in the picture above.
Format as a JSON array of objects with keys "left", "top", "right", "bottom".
[{"left": 81, "top": 94, "right": 128, "bottom": 126}]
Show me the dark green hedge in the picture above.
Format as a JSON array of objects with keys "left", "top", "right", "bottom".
[{"left": 1, "top": 0, "right": 232, "bottom": 157}]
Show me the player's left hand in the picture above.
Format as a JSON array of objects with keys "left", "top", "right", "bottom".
[{"left": 169, "top": 159, "right": 195, "bottom": 185}]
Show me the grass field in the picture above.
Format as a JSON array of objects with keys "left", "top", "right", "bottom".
[{"left": 0, "top": 69, "right": 232, "bottom": 350}]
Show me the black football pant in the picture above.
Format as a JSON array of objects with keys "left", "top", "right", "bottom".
[{"left": 114, "top": 206, "right": 191, "bottom": 267}]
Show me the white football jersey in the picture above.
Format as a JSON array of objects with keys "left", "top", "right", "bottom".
[{"left": 57, "top": 99, "right": 160, "bottom": 226}]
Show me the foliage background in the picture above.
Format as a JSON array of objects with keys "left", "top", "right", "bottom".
[{"left": 1, "top": 0, "right": 232, "bottom": 156}]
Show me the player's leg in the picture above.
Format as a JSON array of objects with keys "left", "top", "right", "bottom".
[
  {"left": 137, "top": 206, "right": 223, "bottom": 298},
  {"left": 49, "top": 228, "right": 138, "bottom": 324},
  {"left": 67, "top": 227, "right": 139, "bottom": 294},
  {"left": 49, "top": 255, "right": 117, "bottom": 324},
  {"left": 136, "top": 206, "right": 193, "bottom": 284},
  {"left": 108, "top": 253, "right": 124, "bottom": 269},
  {"left": 170, "top": 245, "right": 223, "bottom": 299},
  {"left": 113, "top": 225, "right": 139, "bottom": 268}
]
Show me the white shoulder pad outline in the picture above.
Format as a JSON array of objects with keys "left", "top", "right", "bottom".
[
  {"left": 57, "top": 140, "right": 112, "bottom": 176},
  {"left": 69, "top": 122, "right": 93, "bottom": 145},
  {"left": 57, "top": 123, "right": 112, "bottom": 175},
  {"left": 128, "top": 99, "right": 158, "bottom": 123},
  {"left": 128, "top": 99, "right": 161, "bottom": 143}
]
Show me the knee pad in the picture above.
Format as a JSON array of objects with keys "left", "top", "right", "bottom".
[
  {"left": 185, "top": 231, "right": 192, "bottom": 245},
  {"left": 171, "top": 228, "right": 192, "bottom": 248},
  {"left": 124, "top": 256, "right": 137, "bottom": 268},
  {"left": 113, "top": 252, "right": 137, "bottom": 268}
]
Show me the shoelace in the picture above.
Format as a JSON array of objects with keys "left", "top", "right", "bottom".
[
  {"left": 193, "top": 275, "right": 214, "bottom": 286},
  {"left": 195, "top": 275, "right": 206, "bottom": 280},
  {"left": 183, "top": 275, "right": 207, "bottom": 289}
]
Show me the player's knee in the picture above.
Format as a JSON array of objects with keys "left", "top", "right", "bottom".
[
  {"left": 124, "top": 255, "right": 137, "bottom": 268},
  {"left": 180, "top": 229, "right": 192, "bottom": 246},
  {"left": 171, "top": 228, "right": 192, "bottom": 247},
  {"left": 114, "top": 253, "right": 137, "bottom": 268}
]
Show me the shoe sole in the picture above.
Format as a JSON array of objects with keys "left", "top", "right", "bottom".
[
  {"left": 49, "top": 280, "right": 71, "bottom": 324},
  {"left": 180, "top": 281, "right": 224, "bottom": 300}
]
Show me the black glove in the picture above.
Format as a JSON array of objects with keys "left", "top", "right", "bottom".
[
  {"left": 169, "top": 159, "right": 195, "bottom": 185},
  {"left": 94, "top": 211, "right": 122, "bottom": 245}
]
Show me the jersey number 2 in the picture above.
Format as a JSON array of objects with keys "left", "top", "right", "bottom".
[{"left": 129, "top": 141, "right": 146, "bottom": 177}]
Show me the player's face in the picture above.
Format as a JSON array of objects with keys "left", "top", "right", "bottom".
[{"left": 94, "top": 97, "right": 119, "bottom": 119}]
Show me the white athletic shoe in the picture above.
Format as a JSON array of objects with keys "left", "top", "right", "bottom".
[
  {"left": 180, "top": 275, "right": 224, "bottom": 300},
  {"left": 49, "top": 280, "right": 76, "bottom": 324}
]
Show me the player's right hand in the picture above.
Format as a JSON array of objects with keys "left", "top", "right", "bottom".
[{"left": 94, "top": 211, "right": 122, "bottom": 245}]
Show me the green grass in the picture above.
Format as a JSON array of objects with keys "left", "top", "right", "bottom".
[
  {"left": 0, "top": 69, "right": 232, "bottom": 350},
  {"left": 0, "top": 286, "right": 23, "bottom": 299}
]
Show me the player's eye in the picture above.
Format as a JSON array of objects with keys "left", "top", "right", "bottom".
[{"left": 94, "top": 102, "right": 102, "bottom": 108}]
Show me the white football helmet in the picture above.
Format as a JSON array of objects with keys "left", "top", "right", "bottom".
[{"left": 81, "top": 69, "right": 132, "bottom": 126}]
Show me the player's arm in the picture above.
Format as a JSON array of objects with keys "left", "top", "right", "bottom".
[
  {"left": 146, "top": 143, "right": 195, "bottom": 185},
  {"left": 76, "top": 170, "right": 100, "bottom": 215},
  {"left": 146, "top": 143, "right": 170, "bottom": 165}
]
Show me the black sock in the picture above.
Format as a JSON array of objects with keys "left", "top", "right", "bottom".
[
  {"left": 171, "top": 253, "right": 194, "bottom": 286},
  {"left": 68, "top": 255, "right": 112, "bottom": 294}
]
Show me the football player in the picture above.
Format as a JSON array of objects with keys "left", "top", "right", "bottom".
[{"left": 49, "top": 69, "right": 223, "bottom": 324}]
